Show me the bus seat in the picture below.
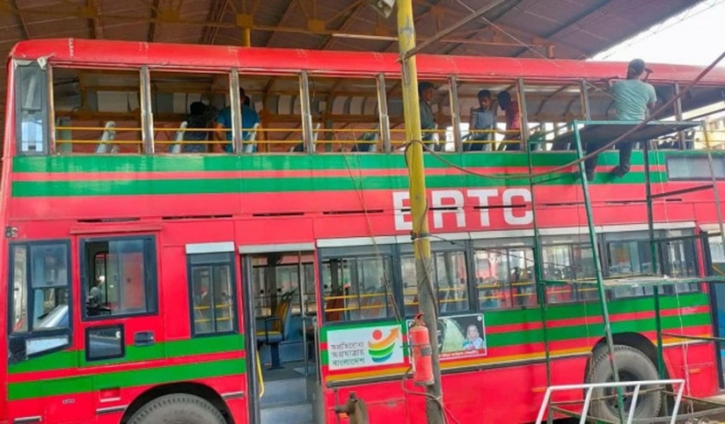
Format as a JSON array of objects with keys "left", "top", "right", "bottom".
[
  {"left": 256, "top": 290, "right": 295, "bottom": 368},
  {"left": 352, "top": 132, "right": 379, "bottom": 152},
  {"left": 243, "top": 122, "right": 261, "bottom": 153},
  {"left": 291, "top": 122, "right": 321, "bottom": 152},
  {"left": 95, "top": 121, "right": 118, "bottom": 154},
  {"left": 169, "top": 121, "right": 188, "bottom": 154}
]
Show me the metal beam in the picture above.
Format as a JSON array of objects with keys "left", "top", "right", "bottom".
[
  {"left": 512, "top": 0, "right": 612, "bottom": 57},
  {"left": 436, "top": 0, "right": 523, "bottom": 56},
  {"left": 319, "top": 0, "right": 365, "bottom": 50},
  {"left": 147, "top": 0, "right": 161, "bottom": 42},
  {"left": 200, "top": 0, "right": 230, "bottom": 45},
  {"left": 10, "top": 0, "right": 31, "bottom": 39},
  {"left": 404, "top": 0, "right": 507, "bottom": 59},
  {"left": 264, "top": 0, "right": 300, "bottom": 47}
]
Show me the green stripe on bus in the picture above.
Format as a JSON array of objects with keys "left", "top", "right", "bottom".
[
  {"left": 12, "top": 151, "right": 670, "bottom": 174},
  {"left": 8, "top": 357, "right": 246, "bottom": 401},
  {"left": 11, "top": 171, "right": 667, "bottom": 197},
  {"left": 8, "top": 334, "right": 244, "bottom": 374}
]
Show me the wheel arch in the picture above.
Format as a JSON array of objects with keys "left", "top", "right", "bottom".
[{"left": 120, "top": 382, "right": 234, "bottom": 424}]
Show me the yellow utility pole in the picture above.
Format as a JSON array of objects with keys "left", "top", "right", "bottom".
[{"left": 395, "top": 1, "right": 444, "bottom": 423}]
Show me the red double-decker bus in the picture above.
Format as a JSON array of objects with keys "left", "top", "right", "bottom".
[{"left": 3, "top": 38, "right": 725, "bottom": 424}]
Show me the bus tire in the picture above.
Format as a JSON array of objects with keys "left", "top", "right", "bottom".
[
  {"left": 587, "top": 344, "right": 662, "bottom": 421},
  {"left": 127, "top": 393, "right": 226, "bottom": 424}
]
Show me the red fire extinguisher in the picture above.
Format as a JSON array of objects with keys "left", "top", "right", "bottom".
[{"left": 409, "top": 314, "right": 434, "bottom": 386}]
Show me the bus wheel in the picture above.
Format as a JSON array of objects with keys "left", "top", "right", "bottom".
[
  {"left": 128, "top": 393, "right": 226, "bottom": 424},
  {"left": 587, "top": 345, "right": 662, "bottom": 422}
]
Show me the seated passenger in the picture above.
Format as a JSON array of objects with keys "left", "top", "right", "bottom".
[
  {"left": 497, "top": 91, "right": 522, "bottom": 151},
  {"left": 418, "top": 81, "right": 440, "bottom": 150},
  {"left": 182, "top": 101, "right": 213, "bottom": 153},
  {"left": 214, "top": 87, "right": 260, "bottom": 153},
  {"left": 466, "top": 89, "right": 496, "bottom": 151},
  {"left": 584, "top": 59, "right": 656, "bottom": 181}
]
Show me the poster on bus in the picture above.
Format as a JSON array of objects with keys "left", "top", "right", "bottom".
[
  {"left": 406, "top": 313, "right": 487, "bottom": 361},
  {"left": 326, "top": 323, "right": 405, "bottom": 371}
]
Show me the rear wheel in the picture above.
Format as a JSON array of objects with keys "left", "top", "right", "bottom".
[
  {"left": 587, "top": 345, "right": 662, "bottom": 422},
  {"left": 128, "top": 393, "right": 226, "bottom": 424}
]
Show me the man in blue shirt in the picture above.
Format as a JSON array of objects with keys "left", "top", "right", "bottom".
[
  {"left": 215, "top": 87, "right": 260, "bottom": 153},
  {"left": 466, "top": 89, "right": 496, "bottom": 151},
  {"left": 584, "top": 59, "right": 657, "bottom": 180}
]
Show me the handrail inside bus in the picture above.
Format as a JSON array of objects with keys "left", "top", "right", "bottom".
[{"left": 256, "top": 349, "right": 264, "bottom": 399}]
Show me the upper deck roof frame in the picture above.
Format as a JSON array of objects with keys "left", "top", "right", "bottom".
[{"left": 9, "top": 39, "right": 725, "bottom": 87}]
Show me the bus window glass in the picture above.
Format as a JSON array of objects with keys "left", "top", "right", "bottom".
[
  {"left": 189, "top": 253, "right": 236, "bottom": 336},
  {"left": 474, "top": 246, "right": 535, "bottom": 309},
  {"left": 16, "top": 63, "right": 48, "bottom": 154},
  {"left": 30, "top": 244, "right": 70, "bottom": 330},
  {"left": 321, "top": 254, "right": 394, "bottom": 323},
  {"left": 606, "top": 240, "right": 652, "bottom": 298},
  {"left": 542, "top": 241, "right": 598, "bottom": 303},
  {"left": 402, "top": 247, "right": 470, "bottom": 315},
  {"left": 9, "top": 242, "right": 70, "bottom": 334},
  {"left": 661, "top": 238, "right": 699, "bottom": 293},
  {"left": 11, "top": 246, "right": 28, "bottom": 333},
  {"left": 84, "top": 237, "right": 156, "bottom": 318}
]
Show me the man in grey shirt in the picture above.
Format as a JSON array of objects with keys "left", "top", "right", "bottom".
[
  {"left": 466, "top": 89, "right": 496, "bottom": 151},
  {"left": 584, "top": 58, "right": 657, "bottom": 180}
]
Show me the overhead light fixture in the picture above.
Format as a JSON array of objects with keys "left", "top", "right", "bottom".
[{"left": 368, "top": 0, "right": 395, "bottom": 19}]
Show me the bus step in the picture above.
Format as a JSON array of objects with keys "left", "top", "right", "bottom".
[
  {"left": 261, "top": 378, "right": 308, "bottom": 407},
  {"left": 260, "top": 402, "right": 313, "bottom": 424}
]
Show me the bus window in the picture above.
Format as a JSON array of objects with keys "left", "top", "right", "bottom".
[
  {"left": 473, "top": 245, "right": 535, "bottom": 309},
  {"left": 306, "top": 75, "right": 382, "bottom": 153},
  {"left": 319, "top": 246, "right": 396, "bottom": 323},
  {"left": 8, "top": 241, "right": 71, "bottom": 362},
  {"left": 149, "top": 71, "right": 230, "bottom": 154},
  {"left": 605, "top": 239, "right": 653, "bottom": 298},
  {"left": 82, "top": 237, "right": 157, "bottom": 318},
  {"left": 401, "top": 243, "right": 470, "bottom": 315},
  {"left": 15, "top": 62, "right": 48, "bottom": 155},
  {"left": 188, "top": 253, "right": 237, "bottom": 336},
  {"left": 52, "top": 68, "right": 142, "bottom": 154},
  {"left": 541, "top": 236, "right": 598, "bottom": 303},
  {"left": 661, "top": 237, "right": 699, "bottom": 294},
  {"left": 521, "top": 81, "right": 586, "bottom": 152}
]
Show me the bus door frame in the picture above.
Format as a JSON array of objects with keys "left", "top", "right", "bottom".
[{"left": 239, "top": 242, "right": 318, "bottom": 424}]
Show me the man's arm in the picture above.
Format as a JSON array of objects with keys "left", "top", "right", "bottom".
[{"left": 647, "top": 84, "right": 657, "bottom": 111}]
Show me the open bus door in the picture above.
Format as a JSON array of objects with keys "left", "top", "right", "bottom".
[{"left": 239, "top": 245, "right": 320, "bottom": 424}]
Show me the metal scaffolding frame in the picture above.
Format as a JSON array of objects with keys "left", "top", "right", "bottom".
[{"left": 528, "top": 120, "right": 725, "bottom": 424}]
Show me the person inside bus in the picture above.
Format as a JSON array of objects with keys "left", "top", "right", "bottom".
[
  {"left": 182, "top": 101, "right": 213, "bottom": 153},
  {"left": 418, "top": 81, "right": 440, "bottom": 150},
  {"left": 466, "top": 89, "right": 496, "bottom": 151},
  {"left": 214, "top": 87, "right": 260, "bottom": 153},
  {"left": 584, "top": 58, "right": 657, "bottom": 181},
  {"left": 497, "top": 91, "right": 522, "bottom": 150}
]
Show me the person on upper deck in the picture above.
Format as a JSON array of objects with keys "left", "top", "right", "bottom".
[
  {"left": 181, "top": 101, "right": 213, "bottom": 153},
  {"left": 214, "top": 87, "right": 260, "bottom": 153},
  {"left": 497, "top": 91, "right": 522, "bottom": 151},
  {"left": 584, "top": 58, "right": 657, "bottom": 181},
  {"left": 418, "top": 81, "right": 439, "bottom": 150},
  {"left": 466, "top": 89, "right": 496, "bottom": 151}
]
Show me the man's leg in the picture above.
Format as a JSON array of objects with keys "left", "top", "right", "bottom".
[
  {"left": 584, "top": 139, "right": 599, "bottom": 181},
  {"left": 614, "top": 140, "right": 634, "bottom": 177}
]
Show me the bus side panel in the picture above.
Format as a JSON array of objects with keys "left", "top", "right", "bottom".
[
  {"left": 664, "top": 341, "right": 719, "bottom": 397},
  {"left": 324, "top": 356, "right": 588, "bottom": 423}
]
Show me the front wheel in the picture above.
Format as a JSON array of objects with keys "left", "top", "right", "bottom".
[
  {"left": 587, "top": 345, "right": 663, "bottom": 422},
  {"left": 128, "top": 393, "right": 226, "bottom": 424}
]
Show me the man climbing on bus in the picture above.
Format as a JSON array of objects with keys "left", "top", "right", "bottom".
[
  {"left": 214, "top": 87, "right": 260, "bottom": 153},
  {"left": 584, "top": 58, "right": 657, "bottom": 181}
]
